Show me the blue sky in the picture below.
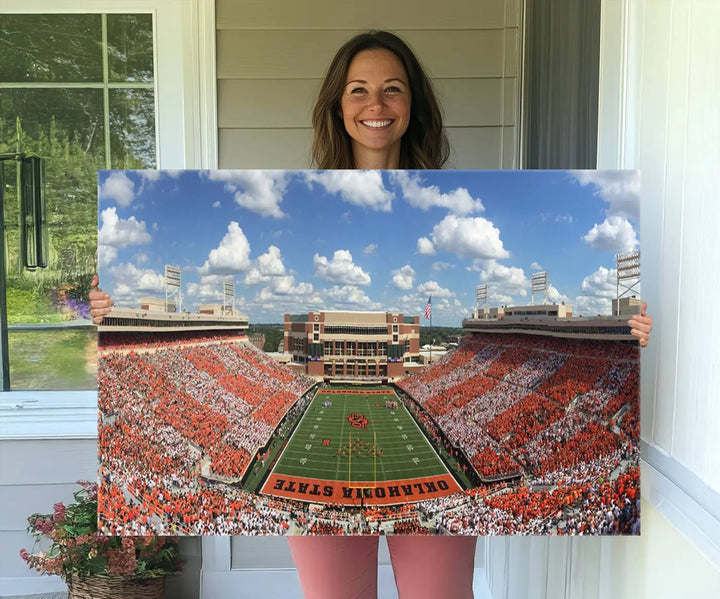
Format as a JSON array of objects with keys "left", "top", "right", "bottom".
[{"left": 97, "top": 170, "right": 640, "bottom": 326}]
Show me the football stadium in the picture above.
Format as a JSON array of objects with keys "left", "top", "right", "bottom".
[{"left": 97, "top": 302, "right": 640, "bottom": 536}]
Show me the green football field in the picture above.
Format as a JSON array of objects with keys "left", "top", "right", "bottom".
[{"left": 271, "top": 385, "right": 450, "bottom": 484}]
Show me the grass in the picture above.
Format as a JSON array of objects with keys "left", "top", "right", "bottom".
[
  {"left": 8, "top": 329, "right": 97, "bottom": 390},
  {"left": 271, "top": 386, "right": 450, "bottom": 485}
]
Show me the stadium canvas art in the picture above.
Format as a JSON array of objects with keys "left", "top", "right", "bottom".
[{"left": 97, "top": 169, "right": 641, "bottom": 536}]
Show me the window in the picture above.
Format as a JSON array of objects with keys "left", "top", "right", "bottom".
[
  {"left": 1, "top": 13, "right": 155, "bottom": 389},
  {"left": 0, "top": 2, "right": 215, "bottom": 391}
]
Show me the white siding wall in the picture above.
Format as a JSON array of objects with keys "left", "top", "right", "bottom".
[
  {"left": 486, "top": 1, "right": 720, "bottom": 597},
  {"left": 215, "top": 0, "right": 522, "bottom": 169},
  {"left": 0, "top": 396, "right": 203, "bottom": 599}
]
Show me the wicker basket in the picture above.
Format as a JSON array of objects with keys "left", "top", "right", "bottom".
[{"left": 67, "top": 575, "right": 165, "bottom": 599}]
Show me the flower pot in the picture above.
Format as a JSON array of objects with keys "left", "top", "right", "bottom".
[{"left": 67, "top": 574, "right": 165, "bottom": 599}]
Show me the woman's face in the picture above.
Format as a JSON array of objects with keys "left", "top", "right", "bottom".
[{"left": 340, "top": 48, "right": 411, "bottom": 167}]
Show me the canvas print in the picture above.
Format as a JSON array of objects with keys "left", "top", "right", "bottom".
[{"left": 97, "top": 169, "right": 641, "bottom": 536}]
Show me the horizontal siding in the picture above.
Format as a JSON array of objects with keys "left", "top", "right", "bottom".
[
  {"left": 0, "top": 438, "right": 96, "bottom": 582},
  {"left": 216, "top": 0, "right": 521, "bottom": 189},
  {"left": 219, "top": 126, "right": 512, "bottom": 169},
  {"left": 217, "top": 29, "right": 512, "bottom": 79},
  {"left": 218, "top": 78, "right": 514, "bottom": 129},
  {"left": 446, "top": 126, "right": 507, "bottom": 168},
  {"left": 2, "top": 531, "right": 50, "bottom": 578},
  {"left": 0, "top": 439, "right": 97, "bottom": 485},
  {"left": 218, "top": 79, "right": 319, "bottom": 128},
  {"left": 219, "top": 128, "right": 312, "bottom": 169},
  {"left": 216, "top": 0, "right": 510, "bottom": 30},
  {"left": 0, "top": 483, "right": 84, "bottom": 531}
]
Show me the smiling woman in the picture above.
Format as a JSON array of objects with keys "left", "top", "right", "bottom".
[
  {"left": 311, "top": 31, "right": 448, "bottom": 170},
  {"left": 340, "top": 48, "right": 411, "bottom": 169}
]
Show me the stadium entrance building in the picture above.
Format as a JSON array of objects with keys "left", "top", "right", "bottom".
[{"left": 284, "top": 311, "right": 420, "bottom": 378}]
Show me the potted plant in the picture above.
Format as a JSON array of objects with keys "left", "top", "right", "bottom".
[{"left": 20, "top": 480, "right": 182, "bottom": 599}]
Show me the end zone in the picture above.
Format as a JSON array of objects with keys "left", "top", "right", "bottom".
[{"left": 261, "top": 473, "right": 463, "bottom": 506}]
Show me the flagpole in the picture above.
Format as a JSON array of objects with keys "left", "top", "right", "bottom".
[{"left": 429, "top": 296, "right": 432, "bottom": 365}]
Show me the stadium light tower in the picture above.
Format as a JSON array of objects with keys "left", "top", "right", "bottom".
[
  {"left": 223, "top": 279, "right": 235, "bottom": 316},
  {"left": 531, "top": 272, "right": 549, "bottom": 306},
  {"left": 164, "top": 264, "right": 181, "bottom": 313},
  {"left": 616, "top": 249, "right": 640, "bottom": 314},
  {"left": 475, "top": 284, "right": 487, "bottom": 318}
]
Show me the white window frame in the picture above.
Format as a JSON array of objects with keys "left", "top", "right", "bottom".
[
  {"left": 1, "top": 0, "right": 218, "bottom": 170},
  {"left": 0, "top": 0, "right": 216, "bottom": 400},
  {"left": 0, "top": 3, "right": 216, "bottom": 594},
  {"left": 597, "top": 0, "right": 720, "bottom": 569}
]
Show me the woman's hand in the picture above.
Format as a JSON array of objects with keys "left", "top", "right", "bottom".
[
  {"left": 628, "top": 301, "right": 652, "bottom": 348},
  {"left": 89, "top": 274, "right": 114, "bottom": 324}
]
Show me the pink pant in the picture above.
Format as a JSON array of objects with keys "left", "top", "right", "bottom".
[{"left": 288, "top": 536, "right": 477, "bottom": 599}]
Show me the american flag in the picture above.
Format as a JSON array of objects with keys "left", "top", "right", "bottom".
[{"left": 424, "top": 296, "right": 432, "bottom": 320}]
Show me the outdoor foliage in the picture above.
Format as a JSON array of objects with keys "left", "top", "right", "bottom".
[{"left": 21, "top": 481, "right": 182, "bottom": 582}]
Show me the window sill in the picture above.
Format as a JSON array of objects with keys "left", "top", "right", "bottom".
[
  {"left": 0, "top": 391, "right": 97, "bottom": 440},
  {"left": 642, "top": 440, "right": 720, "bottom": 568}
]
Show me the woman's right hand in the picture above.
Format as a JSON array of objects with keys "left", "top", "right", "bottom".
[{"left": 89, "top": 274, "right": 114, "bottom": 324}]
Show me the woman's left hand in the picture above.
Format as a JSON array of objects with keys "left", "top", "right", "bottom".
[{"left": 628, "top": 301, "right": 652, "bottom": 348}]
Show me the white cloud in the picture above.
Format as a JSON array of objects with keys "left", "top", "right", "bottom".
[
  {"left": 134, "top": 252, "right": 149, "bottom": 265},
  {"left": 109, "top": 263, "right": 165, "bottom": 305},
  {"left": 391, "top": 265, "right": 415, "bottom": 290},
  {"left": 555, "top": 214, "right": 573, "bottom": 224},
  {"left": 313, "top": 250, "right": 371, "bottom": 286},
  {"left": 243, "top": 245, "right": 286, "bottom": 285},
  {"left": 305, "top": 171, "right": 393, "bottom": 212},
  {"left": 98, "top": 245, "right": 117, "bottom": 269},
  {"left": 570, "top": 170, "right": 640, "bottom": 221},
  {"left": 583, "top": 216, "right": 639, "bottom": 251},
  {"left": 477, "top": 260, "right": 529, "bottom": 295},
  {"left": 99, "top": 172, "right": 135, "bottom": 207},
  {"left": 254, "top": 275, "right": 317, "bottom": 308},
  {"left": 391, "top": 171, "right": 484, "bottom": 215},
  {"left": 573, "top": 295, "right": 612, "bottom": 317},
  {"left": 187, "top": 280, "right": 224, "bottom": 303},
  {"left": 206, "top": 170, "right": 288, "bottom": 218},
  {"left": 432, "top": 261, "right": 453, "bottom": 271},
  {"left": 139, "top": 170, "right": 162, "bottom": 182},
  {"left": 201, "top": 221, "right": 252, "bottom": 275},
  {"left": 580, "top": 266, "right": 617, "bottom": 298},
  {"left": 98, "top": 207, "right": 151, "bottom": 248},
  {"left": 417, "top": 280, "right": 453, "bottom": 298},
  {"left": 363, "top": 243, "right": 377, "bottom": 254},
  {"left": 530, "top": 261, "right": 543, "bottom": 270},
  {"left": 429, "top": 215, "right": 509, "bottom": 260},
  {"left": 417, "top": 237, "right": 436, "bottom": 255},
  {"left": 547, "top": 285, "right": 571, "bottom": 305},
  {"left": 324, "top": 286, "right": 381, "bottom": 310},
  {"left": 138, "top": 170, "right": 180, "bottom": 183},
  {"left": 212, "top": 201, "right": 221, "bottom": 208}
]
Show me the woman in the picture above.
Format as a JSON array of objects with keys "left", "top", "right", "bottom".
[{"left": 90, "top": 31, "right": 653, "bottom": 599}]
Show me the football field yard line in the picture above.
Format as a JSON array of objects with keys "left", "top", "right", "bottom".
[
  {"left": 272, "top": 386, "right": 328, "bottom": 476},
  {"left": 335, "top": 393, "right": 347, "bottom": 483},
  {"left": 271, "top": 385, "right": 452, "bottom": 485},
  {"left": 365, "top": 394, "right": 388, "bottom": 484},
  {"left": 389, "top": 389, "right": 456, "bottom": 481}
]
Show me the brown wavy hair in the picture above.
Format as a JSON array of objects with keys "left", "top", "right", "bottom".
[{"left": 311, "top": 31, "right": 449, "bottom": 169}]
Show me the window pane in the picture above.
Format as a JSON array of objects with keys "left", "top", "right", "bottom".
[
  {"left": 1, "top": 90, "right": 102, "bottom": 390},
  {"left": 0, "top": 13, "right": 156, "bottom": 390},
  {"left": 109, "top": 88, "right": 156, "bottom": 168},
  {"left": 107, "top": 14, "right": 154, "bottom": 83},
  {"left": 0, "top": 89, "right": 106, "bottom": 158},
  {"left": 9, "top": 330, "right": 97, "bottom": 390},
  {"left": 0, "top": 14, "right": 102, "bottom": 82}
]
